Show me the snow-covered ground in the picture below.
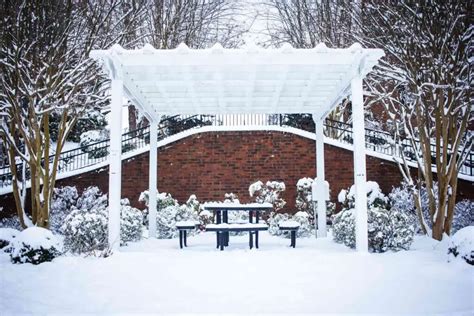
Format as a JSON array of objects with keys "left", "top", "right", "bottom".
[{"left": 1, "top": 232, "right": 472, "bottom": 315}]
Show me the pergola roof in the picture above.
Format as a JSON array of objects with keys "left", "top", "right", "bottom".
[{"left": 90, "top": 43, "right": 384, "bottom": 121}]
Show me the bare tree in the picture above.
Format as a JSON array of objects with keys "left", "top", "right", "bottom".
[
  {"left": 353, "top": 0, "right": 472, "bottom": 240},
  {"left": 262, "top": 0, "right": 355, "bottom": 135},
  {"left": 0, "top": 0, "right": 146, "bottom": 228},
  {"left": 128, "top": 0, "right": 250, "bottom": 127}
]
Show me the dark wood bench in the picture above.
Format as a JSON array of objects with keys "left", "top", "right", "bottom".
[
  {"left": 279, "top": 221, "right": 300, "bottom": 248},
  {"left": 205, "top": 224, "right": 269, "bottom": 251},
  {"left": 176, "top": 221, "right": 199, "bottom": 249}
]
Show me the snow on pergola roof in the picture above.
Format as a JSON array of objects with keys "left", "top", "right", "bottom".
[{"left": 90, "top": 43, "right": 384, "bottom": 121}]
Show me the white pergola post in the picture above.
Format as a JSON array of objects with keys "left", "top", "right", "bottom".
[
  {"left": 312, "top": 115, "right": 327, "bottom": 237},
  {"left": 108, "top": 79, "right": 123, "bottom": 249},
  {"left": 148, "top": 119, "right": 160, "bottom": 238},
  {"left": 351, "top": 76, "right": 368, "bottom": 252}
]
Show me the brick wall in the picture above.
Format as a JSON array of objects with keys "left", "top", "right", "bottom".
[{"left": 1, "top": 130, "right": 472, "bottom": 216}]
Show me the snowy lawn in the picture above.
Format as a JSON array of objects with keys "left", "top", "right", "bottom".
[{"left": 1, "top": 232, "right": 472, "bottom": 315}]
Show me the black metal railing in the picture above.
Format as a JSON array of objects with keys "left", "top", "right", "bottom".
[{"left": 0, "top": 114, "right": 472, "bottom": 189}]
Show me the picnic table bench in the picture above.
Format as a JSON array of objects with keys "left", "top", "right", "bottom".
[
  {"left": 205, "top": 223, "right": 269, "bottom": 250},
  {"left": 202, "top": 202, "right": 273, "bottom": 251},
  {"left": 278, "top": 220, "right": 301, "bottom": 248},
  {"left": 176, "top": 221, "right": 199, "bottom": 249}
]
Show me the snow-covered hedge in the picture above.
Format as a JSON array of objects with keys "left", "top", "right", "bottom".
[
  {"left": 332, "top": 207, "right": 415, "bottom": 252},
  {"left": 292, "top": 211, "right": 314, "bottom": 237},
  {"left": 155, "top": 204, "right": 199, "bottom": 239},
  {"left": 0, "top": 216, "right": 22, "bottom": 231},
  {"left": 80, "top": 129, "right": 109, "bottom": 159},
  {"left": 50, "top": 186, "right": 108, "bottom": 234},
  {"left": 140, "top": 190, "right": 199, "bottom": 239},
  {"left": 10, "top": 227, "right": 62, "bottom": 265},
  {"left": 0, "top": 228, "right": 19, "bottom": 251},
  {"left": 268, "top": 211, "right": 314, "bottom": 238},
  {"left": 389, "top": 183, "right": 472, "bottom": 235},
  {"left": 120, "top": 199, "right": 144, "bottom": 244},
  {"left": 50, "top": 186, "right": 79, "bottom": 233},
  {"left": 338, "top": 181, "right": 389, "bottom": 210},
  {"left": 452, "top": 200, "right": 474, "bottom": 235},
  {"left": 296, "top": 177, "right": 313, "bottom": 213},
  {"left": 268, "top": 213, "right": 290, "bottom": 236},
  {"left": 139, "top": 190, "right": 178, "bottom": 226},
  {"left": 60, "top": 187, "right": 143, "bottom": 253},
  {"left": 62, "top": 207, "right": 109, "bottom": 254},
  {"left": 61, "top": 199, "right": 144, "bottom": 254},
  {"left": 249, "top": 180, "right": 286, "bottom": 211},
  {"left": 448, "top": 226, "right": 474, "bottom": 265}
]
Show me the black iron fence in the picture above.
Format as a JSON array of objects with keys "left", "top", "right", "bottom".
[{"left": 1, "top": 114, "right": 472, "bottom": 189}]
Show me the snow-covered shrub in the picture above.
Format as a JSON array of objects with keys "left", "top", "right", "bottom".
[
  {"left": 80, "top": 129, "right": 109, "bottom": 159},
  {"left": 0, "top": 227, "right": 19, "bottom": 251},
  {"left": 338, "top": 181, "right": 389, "bottom": 210},
  {"left": 389, "top": 210, "right": 416, "bottom": 251},
  {"left": 332, "top": 207, "right": 415, "bottom": 252},
  {"left": 139, "top": 190, "right": 178, "bottom": 209},
  {"left": 388, "top": 182, "right": 472, "bottom": 235},
  {"left": 199, "top": 209, "right": 213, "bottom": 228},
  {"left": 389, "top": 182, "right": 415, "bottom": 213},
  {"left": 267, "top": 211, "right": 314, "bottom": 238},
  {"left": 448, "top": 226, "right": 474, "bottom": 265},
  {"left": 0, "top": 216, "right": 22, "bottom": 230},
  {"left": 155, "top": 204, "right": 199, "bottom": 239},
  {"left": 367, "top": 207, "right": 393, "bottom": 252},
  {"left": 50, "top": 186, "right": 79, "bottom": 233},
  {"left": 140, "top": 190, "right": 199, "bottom": 239},
  {"left": 139, "top": 190, "right": 178, "bottom": 226},
  {"left": 120, "top": 199, "right": 144, "bottom": 245},
  {"left": 76, "top": 186, "right": 108, "bottom": 211},
  {"left": 332, "top": 209, "right": 356, "bottom": 247},
  {"left": 224, "top": 192, "right": 240, "bottom": 204},
  {"left": 249, "top": 180, "right": 286, "bottom": 211},
  {"left": 313, "top": 201, "right": 336, "bottom": 222},
  {"left": 296, "top": 177, "right": 313, "bottom": 213},
  {"left": 62, "top": 197, "right": 144, "bottom": 253},
  {"left": 292, "top": 211, "right": 315, "bottom": 237},
  {"left": 268, "top": 212, "right": 291, "bottom": 236},
  {"left": 62, "top": 207, "right": 109, "bottom": 254},
  {"left": 10, "top": 227, "right": 62, "bottom": 264},
  {"left": 452, "top": 200, "right": 474, "bottom": 234}
]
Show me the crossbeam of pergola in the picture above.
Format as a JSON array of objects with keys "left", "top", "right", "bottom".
[{"left": 90, "top": 43, "right": 384, "bottom": 252}]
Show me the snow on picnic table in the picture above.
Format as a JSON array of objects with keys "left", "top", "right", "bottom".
[{"left": 0, "top": 233, "right": 472, "bottom": 315}]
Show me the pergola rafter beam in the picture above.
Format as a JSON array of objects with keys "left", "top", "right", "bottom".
[
  {"left": 270, "top": 66, "right": 289, "bottom": 113},
  {"left": 319, "top": 51, "right": 365, "bottom": 120}
]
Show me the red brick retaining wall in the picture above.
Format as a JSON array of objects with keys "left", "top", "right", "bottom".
[{"left": 1, "top": 130, "right": 472, "bottom": 216}]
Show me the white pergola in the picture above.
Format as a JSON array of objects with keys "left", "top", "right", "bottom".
[{"left": 90, "top": 43, "right": 384, "bottom": 252}]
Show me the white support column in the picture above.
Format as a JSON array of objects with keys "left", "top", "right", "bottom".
[
  {"left": 315, "top": 118, "right": 327, "bottom": 238},
  {"left": 351, "top": 76, "right": 368, "bottom": 252},
  {"left": 108, "top": 79, "right": 123, "bottom": 250},
  {"left": 148, "top": 122, "right": 158, "bottom": 238}
]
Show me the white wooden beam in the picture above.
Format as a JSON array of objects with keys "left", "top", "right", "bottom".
[
  {"left": 148, "top": 118, "right": 161, "bottom": 238},
  {"left": 319, "top": 52, "right": 364, "bottom": 120},
  {"left": 244, "top": 66, "right": 257, "bottom": 113},
  {"left": 183, "top": 65, "right": 201, "bottom": 114},
  {"left": 108, "top": 79, "right": 123, "bottom": 250},
  {"left": 351, "top": 76, "right": 368, "bottom": 252},
  {"left": 214, "top": 67, "right": 226, "bottom": 112},
  {"left": 270, "top": 66, "right": 289, "bottom": 112},
  {"left": 103, "top": 51, "right": 382, "bottom": 67},
  {"left": 313, "top": 115, "right": 327, "bottom": 238}
]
